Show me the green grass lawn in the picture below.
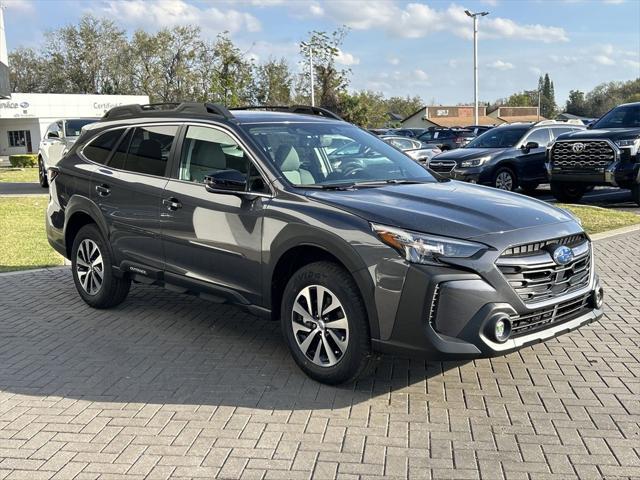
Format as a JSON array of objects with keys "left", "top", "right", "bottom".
[
  {"left": 0, "top": 168, "right": 39, "bottom": 183},
  {"left": 559, "top": 204, "right": 640, "bottom": 235},
  {"left": 0, "top": 196, "right": 64, "bottom": 272}
]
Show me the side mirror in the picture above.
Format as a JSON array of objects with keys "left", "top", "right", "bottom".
[
  {"left": 522, "top": 141, "right": 539, "bottom": 152},
  {"left": 47, "top": 131, "right": 60, "bottom": 139},
  {"left": 204, "top": 169, "right": 247, "bottom": 193},
  {"left": 586, "top": 122, "right": 594, "bottom": 130}
]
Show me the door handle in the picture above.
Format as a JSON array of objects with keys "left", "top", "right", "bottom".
[
  {"left": 95, "top": 184, "right": 111, "bottom": 197},
  {"left": 162, "top": 197, "right": 182, "bottom": 211}
]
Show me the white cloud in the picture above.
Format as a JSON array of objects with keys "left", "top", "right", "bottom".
[
  {"left": 623, "top": 59, "right": 640, "bottom": 69},
  {"left": 388, "top": 57, "right": 400, "bottom": 66},
  {"left": 487, "top": 59, "right": 514, "bottom": 70},
  {"left": 413, "top": 69, "right": 430, "bottom": 81},
  {"left": 447, "top": 59, "right": 459, "bottom": 68},
  {"left": 604, "top": 0, "right": 625, "bottom": 4},
  {"left": 102, "top": 0, "right": 261, "bottom": 34},
  {"left": 529, "top": 66, "right": 543, "bottom": 75},
  {"left": 594, "top": 55, "right": 615, "bottom": 65},
  {"left": 313, "top": 2, "right": 568, "bottom": 43},
  {"left": 335, "top": 49, "right": 360, "bottom": 66}
]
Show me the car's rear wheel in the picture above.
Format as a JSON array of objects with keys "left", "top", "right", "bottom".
[
  {"left": 71, "top": 224, "right": 130, "bottom": 309},
  {"left": 550, "top": 182, "right": 586, "bottom": 203},
  {"left": 38, "top": 157, "right": 48, "bottom": 188},
  {"left": 493, "top": 167, "right": 517, "bottom": 191},
  {"left": 281, "top": 261, "right": 374, "bottom": 384}
]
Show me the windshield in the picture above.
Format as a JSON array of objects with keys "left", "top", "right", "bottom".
[
  {"left": 65, "top": 119, "right": 96, "bottom": 137},
  {"left": 593, "top": 104, "right": 640, "bottom": 129},
  {"left": 242, "top": 123, "right": 436, "bottom": 187},
  {"left": 465, "top": 127, "right": 529, "bottom": 148}
]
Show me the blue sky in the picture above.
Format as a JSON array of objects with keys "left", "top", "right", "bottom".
[{"left": 3, "top": 0, "right": 640, "bottom": 106}]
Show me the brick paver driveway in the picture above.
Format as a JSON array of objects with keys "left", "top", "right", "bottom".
[{"left": 0, "top": 233, "right": 639, "bottom": 480}]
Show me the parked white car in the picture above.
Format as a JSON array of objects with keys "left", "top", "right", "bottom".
[
  {"left": 380, "top": 135, "right": 442, "bottom": 164},
  {"left": 38, "top": 118, "right": 97, "bottom": 187}
]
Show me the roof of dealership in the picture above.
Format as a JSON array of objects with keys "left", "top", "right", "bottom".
[{"left": 401, "top": 105, "right": 545, "bottom": 128}]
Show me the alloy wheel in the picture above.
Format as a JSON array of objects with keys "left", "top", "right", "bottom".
[
  {"left": 291, "top": 285, "right": 349, "bottom": 367},
  {"left": 76, "top": 239, "right": 104, "bottom": 295},
  {"left": 495, "top": 171, "right": 514, "bottom": 190}
]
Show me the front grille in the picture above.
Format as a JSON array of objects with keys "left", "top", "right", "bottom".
[
  {"left": 498, "top": 235, "right": 591, "bottom": 304},
  {"left": 428, "top": 160, "right": 456, "bottom": 173},
  {"left": 502, "top": 234, "right": 587, "bottom": 257},
  {"left": 551, "top": 140, "right": 615, "bottom": 172},
  {"left": 510, "top": 293, "right": 591, "bottom": 338}
]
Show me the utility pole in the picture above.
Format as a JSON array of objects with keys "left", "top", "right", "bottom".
[
  {"left": 310, "top": 47, "right": 315, "bottom": 107},
  {"left": 465, "top": 10, "right": 489, "bottom": 126},
  {"left": 537, "top": 89, "right": 541, "bottom": 121}
]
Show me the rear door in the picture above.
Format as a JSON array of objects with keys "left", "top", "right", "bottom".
[
  {"left": 518, "top": 127, "right": 551, "bottom": 183},
  {"left": 41, "top": 122, "right": 65, "bottom": 168},
  {"left": 90, "top": 124, "right": 179, "bottom": 274},
  {"left": 160, "top": 124, "right": 271, "bottom": 305}
]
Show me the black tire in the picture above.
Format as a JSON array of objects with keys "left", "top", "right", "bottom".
[
  {"left": 550, "top": 182, "right": 586, "bottom": 203},
  {"left": 38, "top": 157, "right": 48, "bottom": 188},
  {"left": 520, "top": 182, "right": 539, "bottom": 195},
  {"left": 493, "top": 166, "right": 517, "bottom": 191},
  {"left": 632, "top": 185, "right": 640, "bottom": 207},
  {"left": 281, "top": 261, "right": 375, "bottom": 385},
  {"left": 71, "top": 224, "right": 130, "bottom": 309}
]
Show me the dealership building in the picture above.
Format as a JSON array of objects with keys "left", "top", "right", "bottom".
[
  {"left": 401, "top": 105, "right": 545, "bottom": 129},
  {"left": 0, "top": 93, "right": 149, "bottom": 156}
]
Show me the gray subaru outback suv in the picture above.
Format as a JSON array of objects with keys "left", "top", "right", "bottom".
[{"left": 46, "top": 103, "right": 604, "bottom": 384}]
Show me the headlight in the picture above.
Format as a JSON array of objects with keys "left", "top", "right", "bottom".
[
  {"left": 371, "top": 223, "right": 487, "bottom": 265},
  {"left": 460, "top": 155, "right": 491, "bottom": 168},
  {"left": 614, "top": 138, "right": 639, "bottom": 147}
]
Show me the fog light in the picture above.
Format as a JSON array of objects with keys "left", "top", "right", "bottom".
[
  {"left": 491, "top": 315, "right": 511, "bottom": 343},
  {"left": 593, "top": 287, "right": 604, "bottom": 309}
]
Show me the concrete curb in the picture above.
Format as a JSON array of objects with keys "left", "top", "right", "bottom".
[{"left": 591, "top": 223, "right": 640, "bottom": 242}]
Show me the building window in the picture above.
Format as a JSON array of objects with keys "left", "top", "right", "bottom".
[{"left": 8, "top": 130, "right": 31, "bottom": 148}]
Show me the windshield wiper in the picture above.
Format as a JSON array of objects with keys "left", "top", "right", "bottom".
[
  {"left": 350, "top": 179, "right": 430, "bottom": 187},
  {"left": 299, "top": 183, "right": 356, "bottom": 190}
]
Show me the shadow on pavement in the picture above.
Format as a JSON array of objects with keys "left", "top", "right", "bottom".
[{"left": 0, "top": 269, "right": 466, "bottom": 410}]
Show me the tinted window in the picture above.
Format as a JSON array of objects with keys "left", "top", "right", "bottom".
[
  {"left": 594, "top": 104, "right": 640, "bottom": 129},
  {"left": 83, "top": 129, "right": 125, "bottom": 164},
  {"left": 115, "top": 125, "right": 178, "bottom": 176},
  {"left": 65, "top": 119, "right": 96, "bottom": 137},
  {"left": 465, "top": 127, "right": 529, "bottom": 148},
  {"left": 107, "top": 129, "right": 133, "bottom": 170},
  {"left": 524, "top": 128, "right": 551, "bottom": 147}
]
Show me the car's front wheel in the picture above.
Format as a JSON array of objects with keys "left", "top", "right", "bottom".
[
  {"left": 493, "top": 166, "right": 517, "bottom": 191},
  {"left": 550, "top": 182, "right": 586, "bottom": 203},
  {"left": 38, "top": 157, "right": 48, "bottom": 188},
  {"left": 71, "top": 224, "right": 130, "bottom": 309},
  {"left": 281, "top": 261, "right": 374, "bottom": 384}
]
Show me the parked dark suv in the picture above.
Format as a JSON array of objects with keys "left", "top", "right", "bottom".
[
  {"left": 548, "top": 102, "right": 640, "bottom": 204},
  {"left": 417, "top": 128, "right": 475, "bottom": 150},
  {"left": 46, "top": 103, "right": 604, "bottom": 384},
  {"left": 430, "top": 121, "right": 585, "bottom": 192}
]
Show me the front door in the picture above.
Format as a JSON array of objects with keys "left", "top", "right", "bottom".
[
  {"left": 518, "top": 128, "right": 551, "bottom": 183},
  {"left": 161, "top": 124, "right": 271, "bottom": 305},
  {"left": 91, "top": 124, "right": 179, "bottom": 273}
]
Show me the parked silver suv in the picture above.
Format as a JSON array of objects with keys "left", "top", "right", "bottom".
[{"left": 38, "top": 118, "right": 97, "bottom": 187}]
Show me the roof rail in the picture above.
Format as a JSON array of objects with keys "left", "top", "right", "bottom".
[
  {"left": 231, "top": 105, "right": 343, "bottom": 121},
  {"left": 533, "top": 119, "right": 584, "bottom": 127},
  {"left": 101, "top": 102, "right": 234, "bottom": 121}
]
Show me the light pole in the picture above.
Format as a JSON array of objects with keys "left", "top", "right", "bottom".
[
  {"left": 465, "top": 10, "right": 489, "bottom": 126},
  {"left": 309, "top": 46, "right": 315, "bottom": 107}
]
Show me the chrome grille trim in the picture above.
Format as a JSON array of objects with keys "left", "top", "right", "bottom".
[
  {"left": 428, "top": 160, "right": 457, "bottom": 173},
  {"left": 551, "top": 140, "right": 615, "bottom": 172},
  {"left": 509, "top": 293, "right": 591, "bottom": 338},
  {"left": 501, "top": 233, "right": 587, "bottom": 257},
  {"left": 498, "top": 235, "right": 592, "bottom": 304}
]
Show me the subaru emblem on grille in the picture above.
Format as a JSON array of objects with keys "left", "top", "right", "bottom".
[
  {"left": 572, "top": 142, "right": 585, "bottom": 154},
  {"left": 552, "top": 245, "right": 574, "bottom": 266}
]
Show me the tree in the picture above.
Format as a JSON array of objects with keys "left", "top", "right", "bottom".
[
  {"left": 338, "top": 90, "right": 387, "bottom": 127},
  {"left": 8, "top": 48, "right": 46, "bottom": 93},
  {"left": 207, "top": 32, "right": 256, "bottom": 106},
  {"left": 384, "top": 95, "right": 424, "bottom": 120},
  {"left": 299, "top": 28, "right": 351, "bottom": 111},
  {"left": 255, "top": 57, "right": 292, "bottom": 105},
  {"left": 565, "top": 90, "right": 587, "bottom": 116},
  {"left": 538, "top": 73, "right": 557, "bottom": 118}
]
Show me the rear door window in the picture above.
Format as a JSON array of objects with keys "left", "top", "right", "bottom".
[
  {"left": 110, "top": 125, "right": 178, "bottom": 176},
  {"left": 82, "top": 129, "right": 125, "bottom": 165},
  {"left": 523, "top": 128, "right": 551, "bottom": 147}
]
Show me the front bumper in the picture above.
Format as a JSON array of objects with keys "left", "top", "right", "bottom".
[{"left": 371, "top": 239, "right": 603, "bottom": 359}]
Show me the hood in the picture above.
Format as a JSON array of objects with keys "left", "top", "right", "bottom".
[
  {"left": 305, "top": 181, "right": 574, "bottom": 241},
  {"left": 433, "top": 147, "right": 505, "bottom": 163},
  {"left": 558, "top": 127, "right": 640, "bottom": 141}
]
